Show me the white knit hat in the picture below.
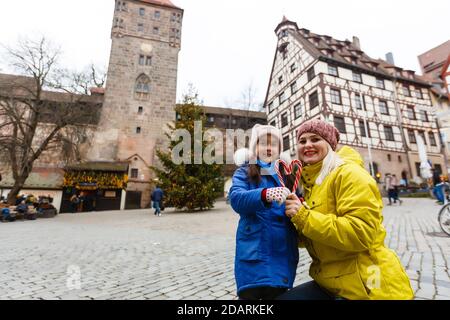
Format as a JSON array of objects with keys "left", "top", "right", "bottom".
[
  {"left": 249, "top": 124, "right": 283, "bottom": 160},
  {"left": 234, "top": 124, "right": 291, "bottom": 166}
]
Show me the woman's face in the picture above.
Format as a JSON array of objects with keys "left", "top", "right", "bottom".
[
  {"left": 297, "top": 133, "right": 329, "bottom": 165},
  {"left": 256, "top": 134, "right": 280, "bottom": 164}
]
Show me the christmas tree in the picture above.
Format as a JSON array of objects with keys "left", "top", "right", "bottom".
[{"left": 150, "top": 87, "right": 224, "bottom": 211}]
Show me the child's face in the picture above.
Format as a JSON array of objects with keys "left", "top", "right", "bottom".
[{"left": 256, "top": 134, "right": 280, "bottom": 164}]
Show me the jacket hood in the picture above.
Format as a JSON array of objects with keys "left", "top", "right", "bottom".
[{"left": 337, "top": 146, "right": 365, "bottom": 168}]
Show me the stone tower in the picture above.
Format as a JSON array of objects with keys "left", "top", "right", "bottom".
[{"left": 88, "top": 0, "right": 183, "bottom": 207}]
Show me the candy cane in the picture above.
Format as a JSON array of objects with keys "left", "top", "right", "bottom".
[{"left": 275, "top": 159, "right": 303, "bottom": 193}]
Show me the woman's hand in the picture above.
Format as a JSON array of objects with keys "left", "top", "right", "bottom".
[{"left": 285, "top": 193, "right": 303, "bottom": 219}]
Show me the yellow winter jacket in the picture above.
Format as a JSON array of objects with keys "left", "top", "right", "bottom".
[{"left": 291, "top": 146, "right": 414, "bottom": 300}]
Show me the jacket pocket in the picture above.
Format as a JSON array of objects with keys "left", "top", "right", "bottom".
[
  {"left": 320, "top": 258, "right": 357, "bottom": 278},
  {"left": 319, "top": 259, "right": 371, "bottom": 299},
  {"left": 237, "top": 222, "right": 263, "bottom": 261}
]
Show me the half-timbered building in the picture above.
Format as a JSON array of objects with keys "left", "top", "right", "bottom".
[{"left": 265, "top": 17, "right": 446, "bottom": 182}]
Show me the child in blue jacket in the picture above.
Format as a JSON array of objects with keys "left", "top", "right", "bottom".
[{"left": 230, "top": 124, "right": 299, "bottom": 300}]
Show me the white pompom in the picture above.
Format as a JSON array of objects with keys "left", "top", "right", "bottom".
[
  {"left": 280, "top": 151, "right": 293, "bottom": 164},
  {"left": 234, "top": 148, "right": 250, "bottom": 167}
]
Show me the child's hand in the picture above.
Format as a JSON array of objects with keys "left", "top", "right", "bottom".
[{"left": 265, "top": 187, "right": 291, "bottom": 205}]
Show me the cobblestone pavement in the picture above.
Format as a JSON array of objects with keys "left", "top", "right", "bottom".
[{"left": 0, "top": 198, "right": 449, "bottom": 300}]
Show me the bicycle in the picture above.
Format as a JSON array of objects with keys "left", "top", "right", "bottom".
[{"left": 438, "top": 193, "right": 450, "bottom": 236}]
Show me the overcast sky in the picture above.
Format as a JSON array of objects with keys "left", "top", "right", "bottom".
[{"left": 0, "top": 0, "right": 449, "bottom": 109}]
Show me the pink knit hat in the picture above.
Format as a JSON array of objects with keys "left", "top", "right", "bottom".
[{"left": 296, "top": 119, "right": 340, "bottom": 150}]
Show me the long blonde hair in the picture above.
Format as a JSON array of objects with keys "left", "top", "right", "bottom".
[{"left": 315, "top": 143, "right": 344, "bottom": 185}]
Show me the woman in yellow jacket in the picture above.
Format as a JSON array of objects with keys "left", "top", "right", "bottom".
[{"left": 278, "top": 119, "right": 414, "bottom": 300}]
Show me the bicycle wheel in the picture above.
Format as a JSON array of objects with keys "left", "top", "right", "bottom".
[{"left": 438, "top": 203, "right": 450, "bottom": 236}]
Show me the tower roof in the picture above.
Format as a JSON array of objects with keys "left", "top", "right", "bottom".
[{"left": 139, "top": 0, "right": 182, "bottom": 10}]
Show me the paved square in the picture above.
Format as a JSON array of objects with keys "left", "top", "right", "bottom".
[{"left": 0, "top": 198, "right": 449, "bottom": 300}]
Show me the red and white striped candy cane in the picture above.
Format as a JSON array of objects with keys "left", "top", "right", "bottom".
[{"left": 275, "top": 159, "right": 303, "bottom": 193}]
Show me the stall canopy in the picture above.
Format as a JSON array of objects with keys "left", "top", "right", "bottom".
[{"left": 63, "top": 162, "right": 129, "bottom": 191}]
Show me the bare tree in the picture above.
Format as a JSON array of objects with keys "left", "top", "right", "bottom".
[
  {"left": 66, "top": 64, "right": 106, "bottom": 95},
  {"left": 237, "top": 81, "right": 265, "bottom": 129},
  {"left": 239, "top": 81, "right": 260, "bottom": 111},
  {"left": 0, "top": 37, "right": 103, "bottom": 204},
  {"left": 181, "top": 82, "right": 204, "bottom": 105}
]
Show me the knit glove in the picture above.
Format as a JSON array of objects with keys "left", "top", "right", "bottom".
[{"left": 263, "top": 187, "right": 291, "bottom": 205}]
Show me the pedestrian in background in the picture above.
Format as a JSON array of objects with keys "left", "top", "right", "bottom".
[
  {"left": 384, "top": 173, "right": 396, "bottom": 205},
  {"left": 432, "top": 168, "right": 444, "bottom": 204},
  {"left": 392, "top": 174, "right": 403, "bottom": 205},
  {"left": 151, "top": 186, "right": 164, "bottom": 217},
  {"left": 70, "top": 194, "right": 80, "bottom": 213}
]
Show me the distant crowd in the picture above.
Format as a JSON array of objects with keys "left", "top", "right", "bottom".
[{"left": 0, "top": 194, "right": 57, "bottom": 222}]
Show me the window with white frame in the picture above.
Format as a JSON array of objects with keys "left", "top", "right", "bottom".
[
  {"left": 402, "top": 85, "right": 411, "bottom": 97},
  {"left": 307, "top": 66, "right": 315, "bottom": 82},
  {"left": 406, "top": 105, "right": 416, "bottom": 120},
  {"left": 429, "top": 132, "right": 437, "bottom": 146},
  {"left": 419, "top": 110, "right": 429, "bottom": 122},
  {"left": 309, "top": 91, "right": 319, "bottom": 109},
  {"left": 279, "top": 92, "right": 286, "bottom": 105},
  {"left": 281, "top": 112, "right": 288, "bottom": 128},
  {"left": 376, "top": 78, "right": 385, "bottom": 89},
  {"left": 328, "top": 64, "right": 338, "bottom": 77},
  {"left": 353, "top": 72, "right": 362, "bottom": 83},
  {"left": 291, "top": 81, "right": 298, "bottom": 94},
  {"left": 290, "top": 63, "right": 297, "bottom": 73},
  {"left": 334, "top": 116, "right": 346, "bottom": 133},
  {"left": 408, "top": 130, "right": 416, "bottom": 144},
  {"left": 330, "top": 88, "right": 342, "bottom": 105},
  {"left": 355, "top": 93, "right": 363, "bottom": 110},
  {"left": 294, "top": 103, "right": 302, "bottom": 119},
  {"left": 384, "top": 126, "right": 395, "bottom": 141},
  {"left": 379, "top": 100, "right": 389, "bottom": 115}
]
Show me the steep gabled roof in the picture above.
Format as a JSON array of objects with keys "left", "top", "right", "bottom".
[
  {"left": 418, "top": 40, "right": 450, "bottom": 74},
  {"left": 277, "top": 18, "right": 431, "bottom": 87},
  {"left": 139, "top": 0, "right": 182, "bottom": 10}
]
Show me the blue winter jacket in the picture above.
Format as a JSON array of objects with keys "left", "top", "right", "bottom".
[
  {"left": 151, "top": 188, "right": 164, "bottom": 202},
  {"left": 229, "top": 161, "right": 299, "bottom": 295}
]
